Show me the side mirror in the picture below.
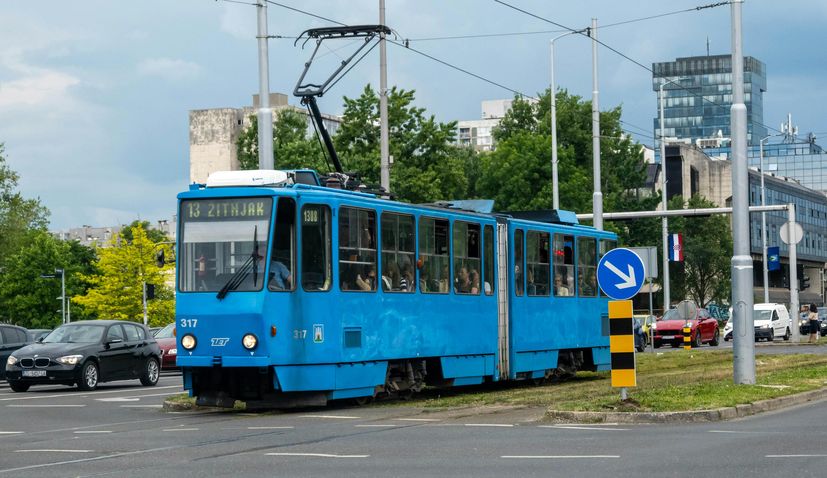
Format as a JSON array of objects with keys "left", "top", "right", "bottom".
[
  {"left": 105, "top": 338, "right": 123, "bottom": 349},
  {"left": 36, "top": 337, "right": 44, "bottom": 343}
]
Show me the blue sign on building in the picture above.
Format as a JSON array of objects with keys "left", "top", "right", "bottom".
[{"left": 597, "top": 248, "right": 645, "bottom": 300}]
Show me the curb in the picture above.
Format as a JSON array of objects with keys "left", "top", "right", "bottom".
[
  {"left": 544, "top": 387, "right": 827, "bottom": 424},
  {"left": 162, "top": 398, "right": 196, "bottom": 411}
]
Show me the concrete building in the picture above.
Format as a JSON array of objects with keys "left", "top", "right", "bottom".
[
  {"left": 659, "top": 142, "right": 827, "bottom": 305},
  {"left": 457, "top": 98, "right": 537, "bottom": 152},
  {"left": 652, "top": 54, "right": 767, "bottom": 146},
  {"left": 54, "top": 217, "right": 177, "bottom": 248},
  {"left": 189, "top": 93, "right": 341, "bottom": 184}
]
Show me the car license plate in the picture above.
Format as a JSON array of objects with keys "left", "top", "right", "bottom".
[
  {"left": 661, "top": 335, "right": 674, "bottom": 340},
  {"left": 22, "top": 370, "right": 46, "bottom": 377}
]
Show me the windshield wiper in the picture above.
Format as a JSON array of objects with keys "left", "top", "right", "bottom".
[{"left": 216, "top": 226, "right": 260, "bottom": 300}]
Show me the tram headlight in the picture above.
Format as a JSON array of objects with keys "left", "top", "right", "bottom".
[
  {"left": 181, "top": 334, "right": 197, "bottom": 350},
  {"left": 242, "top": 334, "right": 258, "bottom": 350}
]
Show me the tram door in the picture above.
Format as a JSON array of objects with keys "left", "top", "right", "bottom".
[{"left": 495, "top": 222, "right": 510, "bottom": 380}]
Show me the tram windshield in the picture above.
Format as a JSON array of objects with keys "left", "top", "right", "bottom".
[{"left": 178, "top": 197, "right": 273, "bottom": 293}]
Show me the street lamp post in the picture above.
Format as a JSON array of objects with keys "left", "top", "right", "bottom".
[
  {"left": 759, "top": 134, "right": 772, "bottom": 303},
  {"left": 549, "top": 30, "right": 579, "bottom": 210}
]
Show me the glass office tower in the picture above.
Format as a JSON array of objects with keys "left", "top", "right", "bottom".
[{"left": 653, "top": 55, "right": 767, "bottom": 145}]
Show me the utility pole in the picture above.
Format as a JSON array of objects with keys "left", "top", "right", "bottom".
[
  {"left": 256, "top": 0, "right": 274, "bottom": 170},
  {"left": 58, "top": 268, "right": 66, "bottom": 325},
  {"left": 730, "top": 0, "right": 755, "bottom": 385},
  {"left": 590, "top": 18, "right": 602, "bottom": 230},
  {"left": 379, "top": 0, "right": 390, "bottom": 192},
  {"left": 788, "top": 203, "right": 801, "bottom": 343},
  {"left": 550, "top": 31, "right": 578, "bottom": 210},
  {"left": 759, "top": 135, "right": 772, "bottom": 303},
  {"left": 659, "top": 82, "right": 670, "bottom": 313}
]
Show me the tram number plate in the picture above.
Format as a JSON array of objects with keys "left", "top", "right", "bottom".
[{"left": 22, "top": 370, "right": 46, "bottom": 377}]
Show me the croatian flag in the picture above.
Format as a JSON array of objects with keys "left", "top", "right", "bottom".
[{"left": 668, "top": 233, "right": 684, "bottom": 262}]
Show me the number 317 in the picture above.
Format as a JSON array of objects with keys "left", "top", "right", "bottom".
[{"left": 180, "top": 318, "right": 198, "bottom": 328}]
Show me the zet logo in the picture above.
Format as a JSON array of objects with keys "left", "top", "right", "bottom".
[{"left": 210, "top": 337, "right": 229, "bottom": 347}]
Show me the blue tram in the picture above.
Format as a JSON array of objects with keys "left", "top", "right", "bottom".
[{"left": 175, "top": 169, "right": 616, "bottom": 408}]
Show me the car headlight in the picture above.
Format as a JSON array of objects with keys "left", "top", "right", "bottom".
[
  {"left": 181, "top": 334, "right": 197, "bottom": 350},
  {"left": 651, "top": 323, "right": 657, "bottom": 330},
  {"left": 762, "top": 324, "right": 771, "bottom": 329},
  {"left": 242, "top": 334, "right": 258, "bottom": 350},
  {"left": 56, "top": 355, "right": 83, "bottom": 365},
  {"left": 169, "top": 348, "right": 177, "bottom": 355},
  {"left": 7, "top": 356, "right": 18, "bottom": 366}
]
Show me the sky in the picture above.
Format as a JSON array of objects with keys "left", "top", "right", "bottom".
[{"left": 1, "top": 0, "right": 825, "bottom": 230}]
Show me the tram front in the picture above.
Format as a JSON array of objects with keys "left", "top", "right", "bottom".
[{"left": 176, "top": 175, "right": 294, "bottom": 407}]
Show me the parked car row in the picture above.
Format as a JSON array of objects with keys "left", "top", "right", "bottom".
[{"left": 3, "top": 321, "right": 176, "bottom": 392}]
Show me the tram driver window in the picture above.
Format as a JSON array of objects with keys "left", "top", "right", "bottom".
[
  {"left": 339, "top": 207, "right": 377, "bottom": 292},
  {"left": 577, "top": 237, "right": 597, "bottom": 297},
  {"left": 301, "top": 205, "right": 331, "bottom": 291},
  {"left": 418, "top": 217, "right": 449, "bottom": 294},
  {"left": 553, "top": 234, "right": 574, "bottom": 297},
  {"left": 381, "top": 213, "right": 415, "bottom": 292},
  {"left": 269, "top": 198, "right": 296, "bottom": 291},
  {"left": 527, "top": 231, "right": 550, "bottom": 296}
]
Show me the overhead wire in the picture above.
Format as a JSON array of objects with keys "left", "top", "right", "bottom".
[{"left": 492, "top": 0, "right": 786, "bottom": 137}]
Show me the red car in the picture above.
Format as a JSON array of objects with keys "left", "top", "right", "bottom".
[
  {"left": 153, "top": 323, "right": 177, "bottom": 369},
  {"left": 652, "top": 307, "right": 720, "bottom": 348}
]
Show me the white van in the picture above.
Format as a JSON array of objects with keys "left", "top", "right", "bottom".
[{"left": 754, "top": 303, "right": 791, "bottom": 341}]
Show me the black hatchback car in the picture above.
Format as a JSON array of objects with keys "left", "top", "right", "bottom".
[
  {"left": 5, "top": 320, "right": 161, "bottom": 392},
  {"left": 0, "top": 324, "right": 31, "bottom": 380}
]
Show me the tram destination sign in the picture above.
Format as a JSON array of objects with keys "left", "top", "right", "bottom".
[
  {"left": 597, "top": 248, "right": 645, "bottom": 300},
  {"left": 181, "top": 198, "right": 272, "bottom": 222}
]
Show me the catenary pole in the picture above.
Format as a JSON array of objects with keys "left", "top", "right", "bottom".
[
  {"left": 590, "top": 18, "right": 602, "bottom": 230},
  {"left": 788, "top": 203, "right": 801, "bottom": 343},
  {"left": 659, "top": 82, "right": 670, "bottom": 313},
  {"left": 379, "top": 0, "right": 390, "bottom": 192},
  {"left": 731, "top": 0, "right": 755, "bottom": 385},
  {"left": 550, "top": 31, "right": 577, "bottom": 210},
  {"left": 256, "top": 0, "right": 274, "bottom": 170},
  {"left": 760, "top": 135, "right": 770, "bottom": 303}
]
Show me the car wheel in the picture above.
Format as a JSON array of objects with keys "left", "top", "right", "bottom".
[
  {"left": 636, "top": 341, "right": 645, "bottom": 353},
  {"left": 654, "top": 342, "right": 661, "bottom": 349},
  {"left": 140, "top": 357, "right": 160, "bottom": 387},
  {"left": 783, "top": 327, "right": 791, "bottom": 341},
  {"left": 8, "top": 381, "right": 30, "bottom": 393},
  {"left": 692, "top": 331, "right": 703, "bottom": 348},
  {"left": 710, "top": 329, "right": 720, "bottom": 346},
  {"left": 78, "top": 361, "right": 99, "bottom": 391}
]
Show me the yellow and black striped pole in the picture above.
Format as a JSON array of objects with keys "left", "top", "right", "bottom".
[
  {"left": 609, "top": 300, "right": 636, "bottom": 388},
  {"left": 683, "top": 325, "right": 692, "bottom": 350}
]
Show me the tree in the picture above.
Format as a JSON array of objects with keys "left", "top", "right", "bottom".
[
  {"left": 477, "top": 90, "right": 660, "bottom": 245},
  {"left": 120, "top": 220, "right": 168, "bottom": 244},
  {"left": 334, "top": 85, "right": 469, "bottom": 202},
  {"left": 237, "top": 109, "right": 326, "bottom": 172},
  {"left": 664, "top": 195, "right": 733, "bottom": 307},
  {"left": 0, "top": 230, "right": 96, "bottom": 328},
  {"left": 74, "top": 224, "right": 174, "bottom": 326},
  {"left": 0, "top": 143, "right": 50, "bottom": 271}
]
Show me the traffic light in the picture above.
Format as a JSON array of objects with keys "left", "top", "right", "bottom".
[
  {"left": 146, "top": 284, "right": 156, "bottom": 300},
  {"left": 801, "top": 275, "right": 810, "bottom": 291}
]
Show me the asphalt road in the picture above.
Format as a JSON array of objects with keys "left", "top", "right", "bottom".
[{"left": 1, "top": 369, "right": 826, "bottom": 477}]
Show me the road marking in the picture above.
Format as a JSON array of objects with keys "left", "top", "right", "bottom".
[
  {"left": 265, "top": 453, "right": 369, "bottom": 458},
  {"left": 73, "top": 431, "right": 112, "bottom": 434},
  {"left": 464, "top": 423, "right": 514, "bottom": 428},
  {"left": 355, "top": 424, "right": 396, "bottom": 428},
  {"left": 162, "top": 428, "right": 199, "bottom": 432},
  {"left": 0, "top": 444, "right": 178, "bottom": 474},
  {"left": 502, "top": 455, "right": 620, "bottom": 459},
  {"left": 0, "top": 385, "right": 181, "bottom": 402},
  {"left": 539, "top": 425, "right": 629, "bottom": 431},
  {"left": 96, "top": 398, "right": 140, "bottom": 402},
  {"left": 767, "top": 454, "right": 827, "bottom": 458},
  {"left": 298, "top": 415, "right": 360, "bottom": 419},
  {"left": 394, "top": 418, "right": 440, "bottom": 422},
  {"left": 248, "top": 426, "right": 294, "bottom": 430},
  {"left": 7, "top": 404, "right": 85, "bottom": 408},
  {"left": 0, "top": 432, "right": 24, "bottom": 435},
  {"left": 15, "top": 449, "right": 93, "bottom": 453},
  {"left": 708, "top": 430, "right": 762, "bottom": 434},
  {"left": 119, "top": 405, "right": 163, "bottom": 408}
]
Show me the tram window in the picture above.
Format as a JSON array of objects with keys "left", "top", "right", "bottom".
[
  {"left": 598, "top": 239, "right": 616, "bottom": 298},
  {"left": 553, "top": 234, "right": 575, "bottom": 297},
  {"left": 577, "top": 237, "right": 597, "bottom": 297},
  {"left": 268, "top": 198, "right": 296, "bottom": 292},
  {"left": 381, "top": 212, "right": 415, "bottom": 293},
  {"left": 483, "top": 225, "right": 494, "bottom": 296},
  {"left": 526, "top": 231, "right": 550, "bottom": 296},
  {"left": 453, "top": 221, "right": 481, "bottom": 295},
  {"left": 301, "top": 204, "right": 331, "bottom": 291},
  {"left": 514, "top": 229, "right": 524, "bottom": 296},
  {"left": 339, "top": 207, "right": 377, "bottom": 292},
  {"left": 418, "top": 217, "right": 449, "bottom": 294}
]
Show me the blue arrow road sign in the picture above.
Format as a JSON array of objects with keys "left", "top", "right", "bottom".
[{"left": 597, "top": 248, "right": 645, "bottom": 300}]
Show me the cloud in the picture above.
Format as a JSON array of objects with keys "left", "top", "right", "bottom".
[{"left": 137, "top": 57, "right": 202, "bottom": 82}]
